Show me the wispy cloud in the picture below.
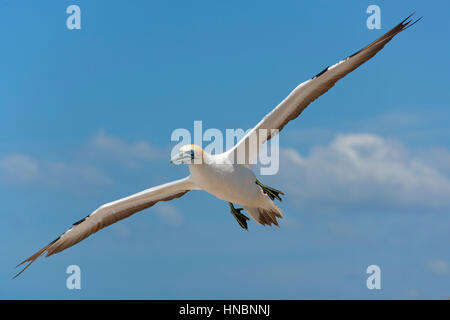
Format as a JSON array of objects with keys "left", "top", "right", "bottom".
[
  {"left": 155, "top": 203, "right": 184, "bottom": 226},
  {"left": 0, "top": 154, "right": 40, "bottom": 183},
  {"left": 376, "top": 112, "right": 421, "bottom": 127},
  {"left": 112, "top": 223, "right": 131, "bottom": 238},
  {"left": 276, "top": 133, "right": 450, "bottom": 211},
  {"left": 88, "top": 131, "right": 164, "bottom": 167},
  {"left": 283, "top": 110, "right": 450, "bottom": 148},
  {"left": 0, "top": 132, "right": 167, "bottom": 189},
  {"left": 0, "top": 153, "right": 111, "bottom": 187},
  {"left": 426, "top": 259, "right": 450, "bottom": 276}
]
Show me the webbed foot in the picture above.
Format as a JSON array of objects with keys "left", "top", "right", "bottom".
[
  {"left": 228, "top": 202, "right": 249, "bottom": 230},
  {"left": 255, "top": 179, "right": 285, "bottom": 202}
]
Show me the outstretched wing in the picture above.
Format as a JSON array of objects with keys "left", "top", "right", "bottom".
[
  {"left": 226, "top": 14, "right": 421, "bottom": 165},
  {"left": 15, "top": 176, "right": 196, "bottom": 278}
]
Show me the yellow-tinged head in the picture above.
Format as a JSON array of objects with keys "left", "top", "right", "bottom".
[{"left": 170, "top": 144, "right": 205, "bottom": 164}]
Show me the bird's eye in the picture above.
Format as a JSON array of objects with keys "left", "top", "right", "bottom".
[{"left": 190, "top": 150, "right": 195, "bottom": 160}]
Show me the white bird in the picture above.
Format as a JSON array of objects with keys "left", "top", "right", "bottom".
[{"left": 15, "top": 14, "right": 421, "bottom": 278}]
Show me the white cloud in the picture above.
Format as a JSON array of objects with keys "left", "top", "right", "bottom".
[
  {"left": 0, "top": 154, "right": 40, "bottom": 183},
  {"left": 0, "top": 153, "right": 111, "bottom": 187},
  {"left": 276, "top": 133, "right": 450, "bottom": 211},
  {"left": 155, "top": 203, "right": 184, "bottom": 226},
  {"left": 427, "top": 259, "right": 450, "bottom": 275},
  {"left": 112, "top": 223, "right": 131, "bottom": 238},
  {"left": 89, "top": 131, "right": 163, "bottom": 167},
  {"left": 0, "top": 132, "right": 165, "bottom": 189},
  {"left": 376, "top": 112, "right": 421, "bottom": 127}
]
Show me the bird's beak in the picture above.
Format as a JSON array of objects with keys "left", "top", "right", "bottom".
[{"left": 170, "top": 152, "right": 190, "bottom": 164}]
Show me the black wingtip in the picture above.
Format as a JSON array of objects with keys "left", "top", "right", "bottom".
[
  {"left": 404, "top": 16, "right": 423, "bottom": 30},
  {"left": 401, "top": 12, "right": 416, "bottom": 25},
  {"left": 312, "top": 66, "right": 330, "bottom": 79},
  {"left": 13, "top": 237, "right": 59, "bottom": 279},
  {"left": 12, "top": 261, "right": 32, "bottom": 279},
  {"left": 401, "top": 12, "right": 423, "bottom": 30}
]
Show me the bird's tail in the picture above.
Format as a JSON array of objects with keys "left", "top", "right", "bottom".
[{"left": 244, "top": 204, "right": 283, "bottom": 227}]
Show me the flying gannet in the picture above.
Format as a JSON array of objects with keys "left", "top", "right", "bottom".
[{"left": 14, "top": 14, "right": 421, "bottom": 278}]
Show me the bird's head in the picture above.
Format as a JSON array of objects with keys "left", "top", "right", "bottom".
[{"left": 170, "top": 144, "right": 205, "bottom": 164}]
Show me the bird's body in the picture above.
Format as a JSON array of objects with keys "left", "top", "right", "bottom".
[
  {"left": 190, "top": 156, "right": 261, "bottom": 207},
  {"left": 185, "top": 150, "right": 283, "bottom": 227},
  {"left": 14, "top": 14, "right": 421, "bottom": 278}
]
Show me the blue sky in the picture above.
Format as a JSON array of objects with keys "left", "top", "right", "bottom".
[{"left": 1, "top": 0, "right": 450, "bottom": 299}]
